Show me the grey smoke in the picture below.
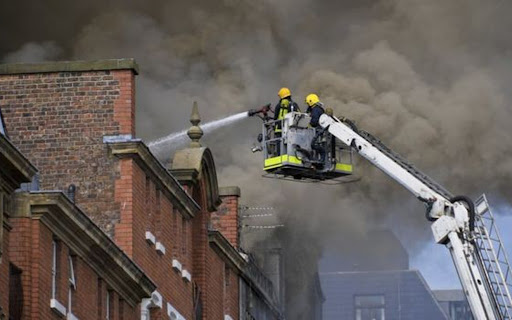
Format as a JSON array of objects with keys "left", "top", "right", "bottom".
[
  {"left": 2, "top": 41, "right": 61, "bottom": 63},
  {"left": 3, "top": 0, "right": 512, "bottom": 317}
]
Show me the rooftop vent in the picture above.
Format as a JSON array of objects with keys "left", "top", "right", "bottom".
[{"left": 67, "top": 184, "right": 76, "bottom": 203}]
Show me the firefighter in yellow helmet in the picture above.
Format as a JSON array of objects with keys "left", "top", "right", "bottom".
[
  {"left": 305, "top": 93, "right": 325, "bottom": 128},
  {"left": 272, "top": 87, "right": 300, "bottom": 155},
  {"left": 306, "top": 93, "right": 327, "bottom": 166},
  {"left": 274, "top": 87, "right": 300, "bottom": 134}
]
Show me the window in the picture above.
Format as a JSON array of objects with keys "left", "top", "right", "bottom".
[
  {"left": 172, "top": 209, "right": 178, "bottom": 253},
  {"left": 50, "top": 240, "right": 66, "bottom": 316},
  {"left": 68, "top": 255, "right": 77, "bottom": 316},
  {"left": 181, "top": 218, "right": 187, "bottom": 256},
  {"left": 51, "top": 241, "right": 61, "bottom": 299},
  {"left": 154, "top": 188, "right": 161, "bottom": 236},
  {"left": 97, "top": 279, "right": 103, "bottom": 319},
  {"left": 145, "top": 176, "right": 151, "bottom": 205},
  {"left": 449, "top": 301, "right": 473, "bottom": 320},
  {"left": 9, "top": 264, "right": 23, "bottom": 320},
  {"left": 224, "top": 265, "right": 231, "bottom": 288},
  {"left": 106, "top": 290, "right": 110, "bottom": 320},
  {"left": 354, "top": 295, "right": 385, "bottom": 320},
  {"left": 119, "top": 299, "right": 124, "bottom": 320}
]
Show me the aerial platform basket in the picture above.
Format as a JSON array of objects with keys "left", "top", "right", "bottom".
[{"left": 258, "top": 112, "right": 354, "bottom": 183}]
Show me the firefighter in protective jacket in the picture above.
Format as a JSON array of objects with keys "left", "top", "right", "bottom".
[
  {"left": 305, "top": 93, "right": 325, "bottom": 127},
  {"left": 274, "top": 87, "right": 300, "bottom": 136},
  {"left": 305, "top": 93, "right": 327, "bottom": 166}
]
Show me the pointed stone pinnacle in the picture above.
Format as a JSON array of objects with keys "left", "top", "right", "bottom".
[{"left": 187, "top": 101, "right": 203, "bottom": 148}]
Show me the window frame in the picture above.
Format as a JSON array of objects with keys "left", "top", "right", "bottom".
[
  {"left": 68, "top": 254, "right": 77, "bottom": 318},
  {"left": 50, "top": 239, "right": 66, "bottom": 316},
  {"left": 51, "top": 240, "right": 59, "bottom": 299},
  {"left": 106, "top": 290, "right": 110, "bottom": 320},
  {"left": 354, "top": 294, "right": 386, "bottom": 320}
]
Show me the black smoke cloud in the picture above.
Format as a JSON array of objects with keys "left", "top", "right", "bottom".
[{"left": 3, "top": 0, "right": 512, "bottom": 317}]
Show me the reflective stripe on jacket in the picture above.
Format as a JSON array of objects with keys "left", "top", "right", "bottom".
[{"left": 274, "top": 98, "right": 300, "bottom": 132}]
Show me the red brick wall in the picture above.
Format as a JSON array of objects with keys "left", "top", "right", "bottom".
[
  {"left": 97, "top": 279, "right": 107, "bottom": 320},
  {"left": 205, "top": 249, "right": 225, "bottom": 320},
  {"left": 114, "top": 159, "right": 135, "bottom": 256},
  {"left": 119, "top": 299, "right": 137, "bottom": 320},
  {"left": 190, "top": 179, "right": 210, "bottom": 319},
  {"left": 72, "top": 254, "right": 98, "bottom": 319},
  {"left": 119, "top": 159, "right": 195, "bottom": 319},
  {"left": 8, "top": 217, "right": 33, "bottom": 319},
  {"left": 0, "top": 69, "right": 136, "bottom": 236},
  {"left": 212, "top": 194, "right": 240, "bottom": 248},
  {"left": 8, "top": 216, "right": 139, "bottom": 320},
  {"left": 225, "top": 266, "right": 239, "bottom": 320},
  {"left": 9, "top": 218, "right": 56, "bottom": 320},
  {"left": 36, "top": 222, "right": 55, "bottom": 320},
  {"left": 207, "top": 190, "right": 241, "bottom": 319},
  {"left": 189, "top": 179, "right": 240, "bottom": 320},
  {"left": 0, "top": 221, "right": 9, "bottom": 317}
]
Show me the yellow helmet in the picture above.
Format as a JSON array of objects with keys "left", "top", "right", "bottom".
[
  {"left": 278, "top": 87, "right": 291, "bottom": 99},
  {"left": 305, "top": 93, "right": 320, "bottom": 107}
]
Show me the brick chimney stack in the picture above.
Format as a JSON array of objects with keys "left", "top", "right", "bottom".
[
  {"left": 0, "top": 59, "right": 138, "bottom": 234},
  {"left": 212, "top": 186, "right": 241, "bottom": 248}
]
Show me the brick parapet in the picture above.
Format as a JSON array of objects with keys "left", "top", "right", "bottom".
[{"left": 0, "top": 59, "right": 139, "bottom": 76}]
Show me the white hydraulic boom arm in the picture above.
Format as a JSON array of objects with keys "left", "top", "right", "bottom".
[{"left": 319, "top": 114, "right": 503, "bottom": 320}]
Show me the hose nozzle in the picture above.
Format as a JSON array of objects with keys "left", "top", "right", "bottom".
[{"left": 248, "top": 103, "right": 271, "bottom": 117}]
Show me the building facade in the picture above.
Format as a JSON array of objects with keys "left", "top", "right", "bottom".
[
  {"left": 320, "top": 230, "right": 448, "bottom": 320},
  {"left": 0, "top": 59, "right": 282, "bottom": 319},
  {"left": 0, "top": 120, "right": 37, "bottom": 318},
  {"left": 0, "top": 129, "right": 156, "bottom": 319}
]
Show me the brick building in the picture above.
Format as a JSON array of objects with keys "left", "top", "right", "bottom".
[
  {"left": 0, "top": 59, "right": 282, "bottom": 319},
  {"left": 0, "top": 114, "right": 37, "bottom": 318},
  {"left": 0, "top": 125, "right": 156, "bottom": 319}
]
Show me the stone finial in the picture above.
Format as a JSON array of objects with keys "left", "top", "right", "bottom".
[{"left": 187, "top": 101, "right": 203, "bottom": 148}]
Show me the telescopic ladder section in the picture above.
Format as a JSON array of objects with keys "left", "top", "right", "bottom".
[
  {"left": 474, "top": 195, "right": 512, "bottom": 319},
  {"left": 358, "top": 130, "right": 453, "bottom": 199}
]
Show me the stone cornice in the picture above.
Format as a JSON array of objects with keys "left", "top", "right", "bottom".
[
  {"left": 0, "top": 134, "right": 37, "bottom": 192},
  {"left": 0, "top": 58, "right": 139, "bottom": 75},
  {"left": 13, "top": 192, "right": 156, "bottom": 306},
  {"left": 107, "top": 140, "right": 200, "bottom": 219},
  {"left": 219, "top": 186, "right": 241, "bottom": 197},
  {"left": 208, "top": 230, "right": 246, "bottom": 270},
  {"left": 170, "top": 168, "right": 199, "bottom": 186}
]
